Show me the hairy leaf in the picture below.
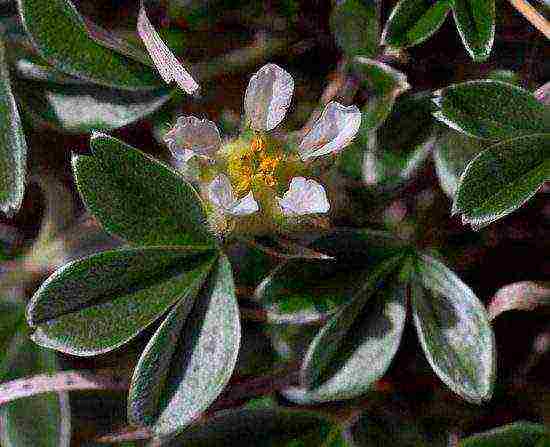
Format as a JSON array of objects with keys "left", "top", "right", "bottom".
[
  {"left": 381, "top": 0, "right": 452, "bottom": 48},
  {"left": 453, "top": 133, "right": 550, "bottom": 229},
  {"left": 27, "top": 247, "right": 216, "bottom": 356},
  {"left": 17, "top": 0, "right": 160, "bottom": 90},
  {"left": 488, "top": 281, "right": 550, "bottom": 320},
  {"left": 73, "top": 132, "right": 215, "bottom": 247},
  {"left": 459, "top": 422, "right": 549, "bottom": 447},
  {"left": 452, "top": 0, "right": 495, "bottom": 61},
  {"left": 412, "top": 254, "right": 495, "bottom": 403},
  {"left": 433, "top": 81, "right": 549, "bottom": 140},
  {"left": 128, "top": 255, "right": 240, "bottom": 439}
]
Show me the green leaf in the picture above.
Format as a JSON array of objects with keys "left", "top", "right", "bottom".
[
  {"left": 364, "top": 92, "right": 434, "bottom": 187},
  {"left": 255, "top": 229, "right": 407, "bottom": 324},
  {"left": 167, "top": 408, "right": 346, "bottom": 446},
  {"left": 453, "top": 133, "right": 550, "bottom": 229},
  {"left": 27, "top": 246, "right": 216, "bottom": 356},
  {"left": 459, "top": 422, "right": 549, "bottom": 447},
  {"left": 128, "top": 254, "right": 240, "bottom": 439},
  {"left": 0, "top": 303, "right": 71, "bottom": 447},
  {"left": 412, "top": 254, "right": 495, "bottom": 403},
  {"left": 300, "top": 255, "right": 407, "bottom": 402},
  {"left": 20, "top": 82, "right": 172, "bottom": 134},
  {"left": 452, "top": 0, "right": 495, "bottom": 62},
  {"left": 0, "top": 37, "right": 27, "bottom": 216},
  {"left": 17, "top": 0, "right": 161, "bottom": 90},
  {"left": 73, "top": 132, "right": 215, "bottom": 247},
  {"left": 330, "top": 0, "right": 380, "bottom": 58},
  {"left": 433, "top": 81, "right": 550, "bottom": 140},
  {"left": 381, "top": 0, "right": 452, "bottom": 48},
  {"left": 433, "top": 127, "right": 485, "bottom": 197}
]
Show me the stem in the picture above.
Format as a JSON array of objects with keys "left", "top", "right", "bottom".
[
  {"left": 0, "top": 369, "right": 129, "bottom": 406},
  {"left": 508, "top": 0, "right": 550, "bottom": 39}
]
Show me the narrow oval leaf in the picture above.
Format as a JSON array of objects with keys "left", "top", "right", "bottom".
[
  {"left": 330, "top": 0, "right": 380, "bottom": 58},
  {"left": 488, "top": 281, "right": 550, "bottom": 320},
  {"left": 73, "top": 132, "right": 215, "bottom": 247},
  {"left": 255, "top": 229, "right": 407, "bottom": 324},
  {"left": 412, "top": 254, "right": 495, "bottom": 403},
  {"left": 381, "top": 0, "right": 452, "bottom": 48},
  {"left": 433, "top": 81, "right": 550, "bottom": 140},
  {"left": 167, "top": 408, "right": 345, "bottom": 446},
  {"left": 452, "top": 0, "right": 495, "bottom": 62},
  {"left": 453, "top": 133, "right": 550, "bottom": 230},
  {"left": 128, "top": 254, "right": 240, "bottom": 439},
  {"left": 17, "top": 0, "right": 161, "bottom": 90},
  {"left": 27, "top": 247, "right": 216, "bottom": 356},
  {"left": 433, "top": 127, "right": 485, "bottom": 197},
  {"left": 300, "top": 255, "right": 407, "bottom": 402},
  {"left": 459, "top": 422, "right": 549, "bottom": 447},
  {"left": 0, "top": 37, "right": 27, "bottom": 216},
  {"left": 20, "top": 82, "right": 172, "bottom": 134}
]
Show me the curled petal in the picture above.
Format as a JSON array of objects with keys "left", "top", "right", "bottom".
[
  {"left": 208, "top": 175, "right": 258, "bottom": 216},
  {"left": 278, "top": 177, "right": 330, "bottom": 216},
  {"left": 298, "top": 102, "right": 361, "bottom": 160},
  {"left": 137, "top": 4, "right": 199, "bottom": 94},
  {"left": 244, "top": 64, "right": 294, "bottom": 131},
  {"left": 164, "top": 116, "right": 221, "bottom": 161}
]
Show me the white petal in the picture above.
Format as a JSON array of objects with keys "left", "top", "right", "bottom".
[
  {"left": 208, "top": 174, "right": 235, "bottom": 211},
  {"left": 137, "top": 4, "right": 199, "bottom": 94},
  {"left": 298, "top": 102, "right": 361, "bottom": 160},
  {"left": 164, "top": 116, "right": 221, "bottom": 160},
  {"left": 278, "top": 177, "right": 330, "bottom": 216},
  {"left": 228, "top": 191, "right": 259, "bottom": 216},
  {"left": 244, "top": 63, "right": 294, "bottom": 131}
]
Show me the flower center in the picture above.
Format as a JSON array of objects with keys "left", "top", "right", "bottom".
[{"left": 228, "top": 134, "right": 284, "bottom": 194}]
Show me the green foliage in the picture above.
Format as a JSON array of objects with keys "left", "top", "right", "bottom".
[
  {"left": 459, "top": 422, "right": 549, "bottom": 446},
  {"left": 0, "top": 37, "right": 27, "bottom": 216},
  {"left": 0, "top": 302, "right": 70, "bottom": 447},
  {"left": 17, "top": 0, "right": 161, "bottom": 90},
  {"left": 452, "top": 0, "right": 495, "bottom": 62},
  {"left": 73, "top": 133, "right": 216, "bottom": 247},
  {"left": 128, "top": 255, "right": 240, "bottom": 440}
]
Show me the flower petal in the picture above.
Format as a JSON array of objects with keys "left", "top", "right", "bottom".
[
  {"left": 228, "top": 191, "right": 259, "bottom": 216},
  {"left": 244, "top": 63, "right": 294, "bottom": 131},
  {"left": 137, "top": 4, "right": 199, "bottom": 94},
  {"left": 298, "top": 102, "right": 361, "bottom": 160},
  {"left": 164, "top": 116, "right": 221, "bottom": 161},
  {"left": 278, "top": 177, "right": 330, "bottom": 216},
  {"left": 208, "top": 174, "right": 235, "bottom": 211}
]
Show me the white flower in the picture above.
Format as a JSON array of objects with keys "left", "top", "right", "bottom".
[
  {"left": 277, "top": 177, "right": 330, "bottom": 216},
  {"left": 208, "top": 174, "right": 259, "bottom": 216},
  {"left": 298, "top": 102, "right": 362, "bottom": 160},
  {"left": 244, "top": 63, "right": 294, "bottom": 131},
  {"left": 164, "top": 116, "right": 221, "bottom": 163},
  {"left": 137, "top": 4, "right": 199, "bottom": 94}
]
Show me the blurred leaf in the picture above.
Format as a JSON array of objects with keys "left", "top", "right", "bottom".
[
  {"left": 459, "top": 422, "right": 549, "bottom": 447},
  {"left": 364, "top": 92, "right": 434, "bottom": 187},
  {"left": 0, "top": 303, "right": 71, "bottom": 447},
  {"left": 20, "top": 81, "right": 172, "bottom": 134},
  {"left": 128, "top": 255, "right": 240, "bottom": 439},
  {"left": 73, "top": 133, "right": 215, "bottom": 247},
  {"left": 255, "top": 229, "right": 408, "bottom": 324},
  {"left": 330, "top": 0, "right": 380, "bottom": 58},
  {"left": 381, "top": 0, "right": 452, "bottom": 48},
  {"left": 17, "top": 0, "right": 161, "bottom": 90},
  {"left": 351, "top": 57, "right": 410, "bottom": 132},
  {"left": 300, "top": 255, "right": 407, "bottom": 402},
  {"left": 487, "top": 281, "right": 550, "bottom": 320},
  {"left": 433, "top": 127, "right": 485, "bottom": 197},
  {"left": 412, "top": 254, "right": 495, "bottom": 403},
  {"left": 433, "top": 81, "right": 549, "bottom": 140},
  {"left": 534, "top": 81, "right": 550, "bottom": 105},
  {"left": 453, "top": 133, "right": 550, "bottom": 229},
  {"left": 167, "top": 408, "right": 346, "bottom": 446},
  {"left": 27, "top": 246, "right": 216, "bottom": 356},
  {"left": 452, "top": 0, "right": 495, "bottom": 62},
  {"left": 0, "top": 37, "right": 27, "bottom": 216}
]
